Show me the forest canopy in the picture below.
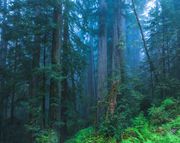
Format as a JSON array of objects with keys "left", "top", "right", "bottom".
[{"left": 0, "top": 0, "right": 179, "bottom": 143}]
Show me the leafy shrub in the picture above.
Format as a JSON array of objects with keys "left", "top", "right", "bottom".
[
  {"left": 131, "top": 113, "right": 147, "bottom": 127},
  {"left": 65, "top": 127, "right": 116, "bottom": 143},
  {"left": 161, "top": 98, "right": 175, "bottom": 107},
  {"left": 35, "top": 129, "right": 58, "bottom": 143},
  {"left": 65, "top": 98, "right": 180, "bottom": 143},
  {"left": 122, "top": 116, "right": 180, "bottom": 143},
  {"left": 121, "top": 114, "right": 151, "bottom": 142},
  {"left": 121, "top": 98, "right": 180, "bottom": 143},
  {"left": 148, "top": 98, "right": 179, "bottom": 125},
  {"left": 65, "top": 127, "right": 94, "bottom": 143},
  {"left": 162, "top": 116, "right": 180, "bottom": 135},
  {"left": 148, "top": 106, "right": 169, "bottom": 125}
]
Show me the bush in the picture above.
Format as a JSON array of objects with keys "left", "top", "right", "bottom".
[
  {"left": 121, "top": 98, "right": 180, "bottom": 143},
  {"left": 65, "top": 127, "right": 116, "bottom": 143},
  {"left": 148, "top": 98, "right": 179, "bottom": 125},
  {"left": 35, "top": 129, "right": 58, "bottom": 143},
  {"left": 122, "top": 116, "right": 180, "bottom": 143},
  {"left": 65, "top": 98, "right": 180, "bottom": 143}
]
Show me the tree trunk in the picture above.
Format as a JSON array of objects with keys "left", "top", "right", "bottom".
[
  {"left": 108, "top": 0, "right": 126, "bottom": 116},
  {"left": 112, "top": 0, "right": 125, "bottom": 82},
  {"left": 173, "top": 0, "right": 180, "bottom": 80},
  {"left": 87, "top": 36, "right": 96, "bottom": 121},
  {"left": 61, "top": 0, "right": 70, "bottom": 141},
  {"left": 10, "top": 42, "right": 18, "bottom": 124},
  {"left": 49, "top": 1, "right": 62, "bottom": 142},
  {"left": 0, "top": 0, "right": 8, "bottom": 106},
  {"left": 42, "top": 34, "right": 48, "bottom": 128},
  {"left": 131, "top": 0, "right": 158, "bottom": 83},
  {"left": 0, "top": 1, "right": 8, "bottom": 141},
  {"left": 29, "top": 3, "right": 41, "bottom": 142},
  {"left": 97, "top": 0, "right": 108, "bottom": 123}
]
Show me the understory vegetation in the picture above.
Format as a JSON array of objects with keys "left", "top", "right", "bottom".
[{"left": 65, "top": 98, "right": 180, "bottom": 143}]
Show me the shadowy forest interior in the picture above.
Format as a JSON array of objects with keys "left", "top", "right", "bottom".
[{"left": 0, "top": 0, "right": 180, "bottom": 143}]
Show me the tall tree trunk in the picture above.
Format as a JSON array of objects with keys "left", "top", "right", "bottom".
[
  {"left": 49, "top": 0, "right": 62, "bottom": 142},
  {"left": 0, "top": 0, "right": 7, "bottom": 68},
  {"left": 87, "top": 36, "right": 96, "bottom": 121},
  {"left": 112, "top": 0, "right": 125, "bottom": 82},
  {"left": 10, "top": 42, "right": 18, "bottom": 124},
  {"left": 0, "top": 1, "right": 8, "bottom": 141},
  {"left": 29, "top": 3, "right": 41, "bottom": 142},
  {"left": 108, "top": 0, "right": 126, "bottom": 116},
  {"left": 161, "top": 6, "right": 168, "bottom": 98},
  {"left": 61, "top": 0, "right": 70, "bottom": 141},
  {"left": 173, "top": 0, "right": 180, "bottom": 80},
  {"left": 97, "top": 0, "right": 108, "bottom": 123},
  {"left": 42, "top": 34, "right": 47, "bottom": 128},
  {"left": 30, "top": 4, "right": 41, "bottom": 101},
  {"left": 131, "top": 0, "right": 158, "bottom": 83}
]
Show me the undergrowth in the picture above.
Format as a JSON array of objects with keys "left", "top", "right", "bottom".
[{"left": 65, "top": 98, "right": 180, "bottom": 143}]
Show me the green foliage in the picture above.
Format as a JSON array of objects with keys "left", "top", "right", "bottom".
[
  {"left": 121, "top": 98, "right": 180, "bottom": 143},
  {"left": 122, "top": 116, "right": 180, "bottom": 143},
  {"left": 149, "top": 98, "right": 179, "bottom": 125},
  {"left": 35, "top": 130, "right": 58, "bottom": 143},
  {"left": 66, "top": 116, "right": 180, "bottom": 143},
  {"left": 98, "top": 82, "right": 143, "bottom": 140},
  {"left": 65, "top": 98, "right": 180, "bottom": 143},
  {"left": 155, "top": 78, "right": 180, "bottom": 99},
  {"left": 161, "top": 98, "right": 175, "bottom": 107},
  {"left": 131, "top": 113, "right": 148, "bottom": 127},
  {"left": 34, "top": 65, "right": 63, "bottom": 81},
  {"left": 65, "top": 127, "right": 116, "bottom": 143},
  {"left": 65, "top": 127, "right": 94, "bottom": 143},
  {"left": 148, "top": 106, "right": 169, "bottom": 125}
]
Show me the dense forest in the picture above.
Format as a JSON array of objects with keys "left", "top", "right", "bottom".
[{"left": 0, "top": 0, "right": 180, "bottom": 143}]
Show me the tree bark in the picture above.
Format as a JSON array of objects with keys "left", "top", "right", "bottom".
[
  {"left": 108, "top": 0, "right": 126, "bottom": 117},
  {"left": 97, "top": 0, "right": 108, "bottom": 123},
  {"left": 0, "top": 1, "right": 8, "bottom": 141},
  {"left": 49, "top": 1, "right": 62, "bottom": 142},
  {"left": 29, "top": 3, "right": 41, "bottom": 142},
  {"left": 112, "top": 0, "right": 125, "bottom": 82},
  {"left": 61, "top": 3, "right": 69, "bottom": 141},
  {"left": 86, "top": 36, "right": 96, "bottom": 121},
  {"left": 10, "top": 42, "right": 18, "bottom": 124},
  {"left": 42, "top": 34, "right": 48, "bottom": 128},
  {"left": 173, "top": 0, "right": 180, "bottom": 80}
]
